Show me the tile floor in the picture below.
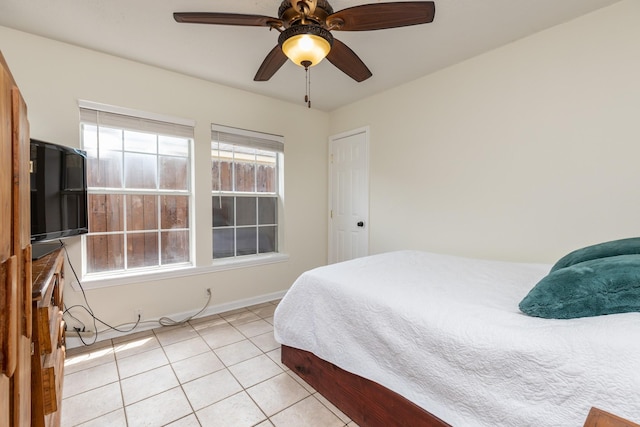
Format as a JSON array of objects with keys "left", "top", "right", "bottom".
[{"left": 62, "top": 300, "right": 360, "bottom": 427}]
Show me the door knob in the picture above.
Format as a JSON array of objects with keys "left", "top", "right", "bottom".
[{"left": 357, "top": 221, "right": 364, "bottom": 227}]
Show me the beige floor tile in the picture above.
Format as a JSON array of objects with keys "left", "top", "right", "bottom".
[
  {"left": 182, "top": 368, "right": 243, "bottom": 410},
  {"left": 154, "top": 323, "right": 199, "bottom": 346},
  {"left": 61, "top": 382, "right": 123, "bottom": 426},
  {"left": 286, "top": 370, "right": 317, "bottom": 394},
  {"left": 76, "top": 408, "right": 127, "bottom": 427},
  {"left": 249, "top": 304, "right": 277, "bottom": 319},
  {"left": 116, "top": 347, "right": 169, "bottom": 379},
  {"left": 270, "top": 396, "right": 344, "bottom": 427},
  {"left": 188, "top": 312, "right": 221, "bottom": 322},
  {"left": 171, "top": 351, "right": 225, "bottom": 384},
  {"left": 313, "top": 392, "right": 351, "bottom": 423},
  {"left": 263, "top": 316, "right": 275, "bottom": 325},
  {"left": 196, "top": 391, "right": 267, "bottom": 427},
  {"left": 165, "top": 413, "right": 202, "bottom": 426},
  {"left": 235, "top": 319, "right": 273, "bottom": 338},
  {"left": 250, "top": 331, "right": 280, "bottom": 353},
  {"left": 112, "top": 329, "right": 154, "bottom": 345},
  {"left": 125, "top": 387, "right": 192, "bottom": 427},
  {"left": 222, "top": 310, "right": 261, "bottom": 326},
  {"left": 189, "top": 314, "right": 227, "bottom": 330},
  {"left": 199, "top": 323, "right": 246, "bottom": 349},
  {"left": 265, "top": 347, "right": 288, "bottom": 371},
  {"left": 162, "top": 335, "right": 210, "bottom": 363},
  {"left": 60, "top": 299, "right": 349, "bottom": 427},
  {"left": 62, "top": 360, "right": 119, "bottom": 399},
  {"left": 214, "top": 339, "right": 262, "bottom": 366},
  {"left": 246, "top": 372, "right": 310, "bottom": 416},
  {"left": 113, "top": 334, "right": 160, "bottom": 359},
  {"left": 65, "top": 338, "right": 113, "bottom": 357},
  {"left": 228, "top": 354, "right": 284, "bottom": 388},
  {"left": 64, "top": 345, "right": 115, "bottom": 375},
  {"left": 120, "top": 364, "right": 179, "bottom": 405}
]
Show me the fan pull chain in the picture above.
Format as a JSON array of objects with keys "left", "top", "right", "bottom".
[{"left": 302, "top": 60, "right": 312, "bottom": 108}]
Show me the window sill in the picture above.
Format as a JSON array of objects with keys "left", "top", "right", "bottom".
[{"left": 77, "top": 253, "right": 289, "bottom": 290}]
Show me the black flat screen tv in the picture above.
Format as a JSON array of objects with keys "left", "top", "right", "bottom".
[{"left": 30, "top": 138, "right": 88, "bottom": 258}]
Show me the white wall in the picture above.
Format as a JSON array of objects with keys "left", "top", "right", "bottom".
[
  {"left": 0, "top": 26, "right": 329, "bottom": 338},
  {"left": 329, "top": 0, "right": 640, "bottom": 263}
]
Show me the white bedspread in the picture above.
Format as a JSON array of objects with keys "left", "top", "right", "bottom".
[{"left": 273, "top": 250, "right": 640, "bottom": 427}]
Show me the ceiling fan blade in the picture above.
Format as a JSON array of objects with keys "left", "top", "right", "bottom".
[
  {"left": 174, "top": 12, "right": 282, "bottom": 28},
  {"left": 326, "top": 39, "right": 372, "bottom": 82},
  {"left": 254, "top": 46, "right": 288, "bottom": 81},
  {"left": 327, "top": 1, "right": 435, "bottom": 31}
]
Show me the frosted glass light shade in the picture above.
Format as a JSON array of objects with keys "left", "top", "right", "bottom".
[
  {"left": 282, "top": 33, "right": 331, "bottom": 67},
  {"left": 278, "top": 25, "right": 333, "bottom": 68}
]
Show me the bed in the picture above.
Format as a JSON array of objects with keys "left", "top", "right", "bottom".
[{"left": 273, "top": 249, "right": 640, "bottom": 427}]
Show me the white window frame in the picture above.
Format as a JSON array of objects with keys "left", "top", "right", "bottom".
[
  {"left": 78, "top": 100, "right": 196, "bottom": 283},
  {"left": 211, "top": 124, "right": 286, "bottom": 265}
]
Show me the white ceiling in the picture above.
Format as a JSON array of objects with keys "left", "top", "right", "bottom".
[{"left": 0, "top": 0, "right": 622, "bottom": 111}]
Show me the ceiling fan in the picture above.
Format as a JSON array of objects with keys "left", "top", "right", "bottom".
[{"left": 173, "top": 1, "right": 436, "bottom": 83}]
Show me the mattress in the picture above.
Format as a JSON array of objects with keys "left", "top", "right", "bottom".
[{"left": 273, "top": 250, "right": 640, "bottom": 426}]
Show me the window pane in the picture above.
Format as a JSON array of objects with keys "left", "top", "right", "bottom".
[
  {"left": 93, "top": 149, "right": 123, "bottom": 188},
  {"left": 159, "top": 156, "right": 188, "bottom": 190},
  {"left": 213, "top": 196, "right": 234, "bottom": 227},
  {"left": 259, "top": 226, "right": 276, "bottom": 253},
  {"left": 127, "top": 232, "right": 159, "bottom": 268},
  {"left": 89, "top": 194, "right": 123, "bottom": 232},
  {"left": 82, "top": 124, "right": 98, "bottom": 152},
  {"left": 99, "top": 127, "right": 123, "bottom": 151},
  {"left": 125, "top": 152, "right": 157, "bottom": 189},
  {"left": 124, "top": 130, "right": 156, "bottom": 153},
  {"left": 258, "top": 197, "right": 276, "bottom": 225},
  {"left": 256, "top": 150, "right": 276, "bottom": 193},
  {"left": 160, "top": 195, "right": 189, "bottom": 229},
  {"left": 126, "top": 195, "right": 157, "bottom": 231},
  {"left": 161, "top": 230, "right": 189, "bottom": 263},
  {"left": 212, "top": 143, "right": 233, "bottom": 192},
  {"left": 236, "top": 227, "right": 257, "bottom": 256},
  {"left": 234, "top": 159, "right": 255, "bottom": 192},
  {"left": 213, "top": 228, "right": 234, "bottom": 258},
  {"left": 159, "top": 135, "right": 189, "bottom": 156},
  {"left": 236, "top": 197, "right": 256, "bottom": 226},
  {"left": 86, "top": 234, "right": 124, "bottom": 273}
]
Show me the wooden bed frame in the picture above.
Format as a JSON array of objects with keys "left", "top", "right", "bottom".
[
  {"left": 281, "top": 345, "right": 450, "bottom": 427},
  {"left": 281, "top": 345, "right": 639, "bottom": 427}
]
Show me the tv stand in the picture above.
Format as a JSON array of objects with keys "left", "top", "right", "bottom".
[{"left": 32, "top": 242, "right": 64, "bottom": 260}]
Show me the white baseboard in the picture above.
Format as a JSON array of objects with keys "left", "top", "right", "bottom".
[{"left": 65, "top": 290, "right": 287, "bottom": 349}]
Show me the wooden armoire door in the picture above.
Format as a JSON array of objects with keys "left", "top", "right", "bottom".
[
  {"left": 0, "top": 50, "right": 32, "bottom": 427},
  {"left": 1, "top": 49, "right": 17, "bottom": 427}
]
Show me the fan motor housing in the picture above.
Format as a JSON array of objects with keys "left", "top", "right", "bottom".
[{"left": 279, "top": 0, "right": 333, "bottom": 27}]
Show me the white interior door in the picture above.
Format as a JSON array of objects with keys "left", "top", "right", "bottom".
[{"left": 329, "top": 127, "right": 369, "bottom": 264}]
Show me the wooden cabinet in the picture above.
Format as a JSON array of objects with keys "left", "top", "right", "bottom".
[
  {"left": 31, "top": 248, "right": 65, "bottom": 427},
  {"left": 1, "top": 50, "right": 32, "bottom": 427}
]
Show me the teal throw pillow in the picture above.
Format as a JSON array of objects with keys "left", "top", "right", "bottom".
[
  {"left": 519, "top": 254, "right": 640, "bottom": 319},
  {"left": 550, "top": 237, "right": 640, "bottom": 273}
]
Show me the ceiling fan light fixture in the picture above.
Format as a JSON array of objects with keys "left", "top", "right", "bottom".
[{"left": 279, "top": 25, "right": 333, "bottom": 67}]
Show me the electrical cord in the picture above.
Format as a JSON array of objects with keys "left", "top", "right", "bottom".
[
  {"left": 158, "top": 288, "right": 212, "bottom": 326},
  {"left": 60, "top": 240, "right": 214, "bottom": 344}
]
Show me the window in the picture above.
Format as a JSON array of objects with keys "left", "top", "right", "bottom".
[
  {"left": 80, "top": 102, "right": 194, "bottom": 275},
  {"left": 211, "top": 125, "right": 283, "bottom": 259}
]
